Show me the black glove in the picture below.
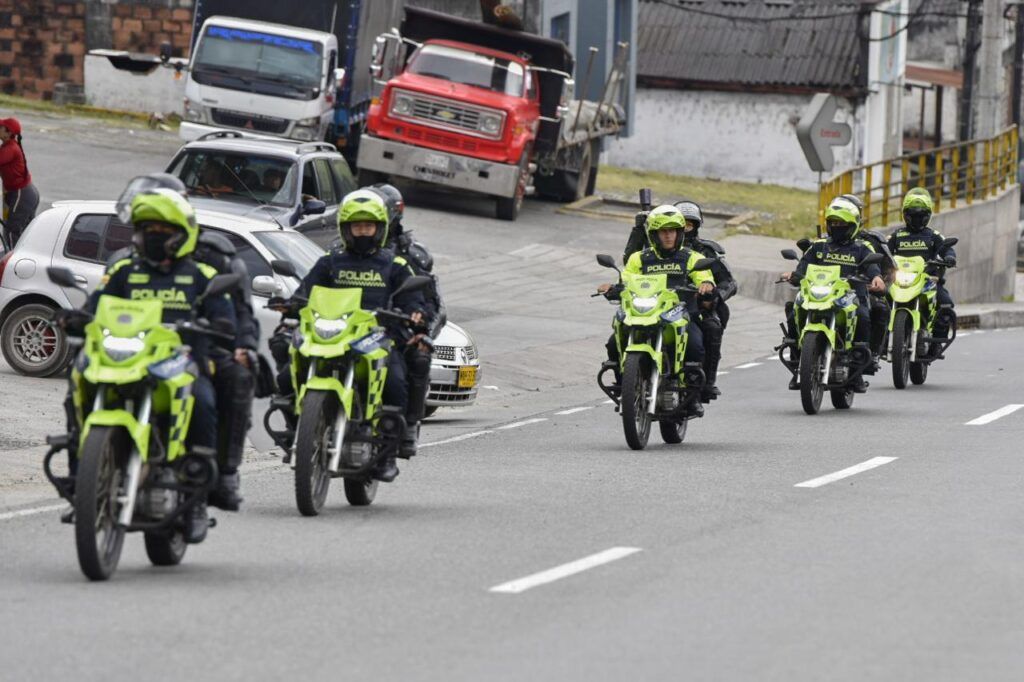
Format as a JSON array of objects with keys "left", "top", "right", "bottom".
[
  {"left": 943, "top": 256, "right": 957, "bottom": 267},
  {"left": 634, "top": 211, "right": 649, "bottom": 229},
  {"left": 52, "top": 308, "right": 91, "bottom": 335}
]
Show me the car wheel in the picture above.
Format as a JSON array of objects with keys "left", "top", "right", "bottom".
[{"left": 0, "top": 303, "right": 72, "bottom": 377}]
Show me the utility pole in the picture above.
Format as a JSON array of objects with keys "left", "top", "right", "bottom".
[
  {"left": 1010, "top": 1, "right": 1024, "bottom": 126},
  {"left": 975, "top": 0, "right": 1006, "bottom": 139},
  {"left": 960, "top": 0, "right": 984, "bottom": 140}
]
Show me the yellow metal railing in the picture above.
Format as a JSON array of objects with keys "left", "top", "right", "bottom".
[{"left": 818, "top": 126, "right": 1019, "bottom": 231}]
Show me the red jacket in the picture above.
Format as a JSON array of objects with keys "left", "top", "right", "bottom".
[{"left": 0, "top": 139, "right": 31, "bottom": 191}]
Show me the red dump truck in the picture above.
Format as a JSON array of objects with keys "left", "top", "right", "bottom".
[{"left": 356, "top": 7, "right": 626, "bottom": 221}]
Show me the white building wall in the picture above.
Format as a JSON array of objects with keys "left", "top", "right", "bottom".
[
  {"left": 84, "top": 54, "right": 187, "bottom": 116},
  {"left": 604, "top": 88, "right": 860, "bottom": 189}
]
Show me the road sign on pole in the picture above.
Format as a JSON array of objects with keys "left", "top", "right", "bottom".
[{"left": 796, "top": 93, "right": 853, "bottom": 173}]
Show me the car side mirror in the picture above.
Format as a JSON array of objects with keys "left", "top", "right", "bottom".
[
  {"left": 691, "top": 258, "right": 715, "bottom": 271},
  {"left": 796, "top": 238, "right": 812, "bottom": 252},
  {"left": 270, "top": 259, "right": 299, "bottom": 279},
  {"left": 596, "top": 254, "right": 619, "bottom": 270},
  {"left": 303, "top": 199, "right": 327, "bottom": 215},
  {"left": 47, "top": 266, "right": 81, "bottom": 289},
  {"left": 251, "top": 275, "right": 280, "bottom": 297},
  {"left": 781, "top": 249, "right": 800, "bottom": 261}
]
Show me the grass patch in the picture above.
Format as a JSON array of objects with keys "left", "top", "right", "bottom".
[
  {"left": 0, "top": 94, "right": 180, "bottom": 131},
  {"left": 596, "top": 165, "right": 818, "bottom": 240}
]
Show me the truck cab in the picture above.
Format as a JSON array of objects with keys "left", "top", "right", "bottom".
[{"left": 180, "top": 16, "right": 343, "bottom": 142}]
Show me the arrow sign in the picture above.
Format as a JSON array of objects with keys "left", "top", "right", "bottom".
[{"left": 796, "top": 93, "right": 852, "bottom": 173}]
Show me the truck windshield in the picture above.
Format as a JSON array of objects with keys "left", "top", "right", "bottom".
[
  {"left": 167, "top": 150, "right": 297, "bottom": 208},
  {"left": 254, "top": 230, "right": 324, "bottom": 279},
  {"left": 408, "top": 44, "right": 524, "bottom": 97},
  {"left": 194, "top": 25, "right": 323, "bottom": 97}
]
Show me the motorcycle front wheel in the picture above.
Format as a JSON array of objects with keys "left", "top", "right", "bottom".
[
  {"left": 620, "top": 353, "right": 652, "bottom": 450},
  {"left": 294, "top": 390, "right": 337, "bottom": 516},
  {"left": 798, "top": 332, "right": 826, "bottom": 415},
  {"left": 75, "top": 426, "right": 129, "bottom": 581}
]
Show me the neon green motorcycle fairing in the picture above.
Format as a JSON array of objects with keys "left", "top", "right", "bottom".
[
  {"left": 794, "top": 264, "right": 859, "bottom": 350},
  {"left": 289, "top": 285, "right": 392, "bottom": 422},
  {"left": 887, "top": 255, "right": 938, "bottom": 333},
  {"left": 74, "top": 295, "right": 197, "bottom": 463},
  {"left": 612, "top": 271, "right": 692, "bottom": 381}
]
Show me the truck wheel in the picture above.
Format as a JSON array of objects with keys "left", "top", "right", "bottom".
[{"left": 496, "top": 150, "right": 530, "bottom": 221}]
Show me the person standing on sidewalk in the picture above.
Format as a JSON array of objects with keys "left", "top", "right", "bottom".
[{"left": 0, "top": 117, "right": 40, "bottom": 249}]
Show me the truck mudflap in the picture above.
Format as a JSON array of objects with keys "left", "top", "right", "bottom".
[{"left": 357, "top": 135, "right": 520, "bottom": 198}]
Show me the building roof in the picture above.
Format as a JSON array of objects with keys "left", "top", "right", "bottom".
[{"left": 637, "top": 0, "right": 875, "bottom": 95}]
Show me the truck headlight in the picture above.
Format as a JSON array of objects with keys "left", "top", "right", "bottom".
[
  {"left": 183, "top": 98, "right": 203, "bottom": 122},
  {"left": 479, "top": 113, "right": 503, "bottom": 136},
  {"left": 314, "top": 317, "right": 347, "bottom": 340},
  {"left": 102, "top": 334, "right": 145, "bottom": 362},
  {"left": 392, "top": 95, "right": 414, "bottom": 116}
]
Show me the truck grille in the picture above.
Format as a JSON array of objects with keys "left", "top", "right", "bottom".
[
  {"left": 211, "top": 109, "right": 289, "bottom": 134},
  {"left": 410, "top": 96, "right": 482, "bottom": 132}
]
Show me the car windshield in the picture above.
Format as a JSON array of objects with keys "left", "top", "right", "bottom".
[
  {"left": 168, "top": 151, "right": 297, "bottom": 208},
  {"left": 254, "top": 230, "right": 324, "bottom": 279},
  {"left": 194, "top": 25, "right": 323, "bottom": 96},
  {"left": 407, "top": 44, "right": 524, "bottom": 96}
]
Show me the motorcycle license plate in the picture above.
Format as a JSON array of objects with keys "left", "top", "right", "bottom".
[
  {"left": 424, "top": 152, "right": 450, "bottom": 171},
  {"left": 457, "top": 365, "right": 477, "bottom": 388}
]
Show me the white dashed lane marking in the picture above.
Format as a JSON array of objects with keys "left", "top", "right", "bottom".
[
  {"left": 489, "top": 547, "right": 643, "bottom": 594},
  {"left": 794, "top": 457, "right": 898, "bottom": 488},
  {"left": 965, "top": 404, "right": 1024, "bottom": 426}
]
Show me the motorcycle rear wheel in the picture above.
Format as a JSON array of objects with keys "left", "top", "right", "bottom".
[
  {"left": 891, "top": 310, "right": 912, "bottom": 389},
  {"left": 344, "top": 478, "right": 378, "bottom": 506},
  {"left": 294, "top": 390, "right": 336, "bottom": 517},
  {"left": 798, "top": 332, "right": 826, "bottom": 415},
  {"left": 144, "top": 528, "right": 187, "bottom": 566},
  {"left": 910, "top": 329, "right": 929, "bottom": 385},
  {"left": 75, "top": 426, "right": 129, "bottom": 581},
  {"left": 620, "top": 353, "right": 652, "bottom": 450},
  {"left": 830, "top": 387, "right": 855, "bottom": 409},
  {"left": 658, "top": 418, "right": 687, "bottom": 444}
]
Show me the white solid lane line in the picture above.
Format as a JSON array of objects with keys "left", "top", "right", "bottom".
[
  {"left": 419, "top": 430, "right": 493, "bottom": 449},
  {"left": 735, "top": 362, "right": 762, "bottom": 369},
  {"left": 603, "top": 399, "right": 615, "bottom": 404},
  {"left": 555, "top": 406, "right": 595, "bottom": 416},
  {"left": 794, "top": 457, "right": 898, "bottom": 489},
  {"left": 965, "top": 404, "right": 1024, "bottom": 426},
  {"left": 498, "top": 418, "right": 548, "bottom": 430},
  {"left": 489, "top": 547, "right": 642, "bottom": 594},
  {"left": 0, "top": 503, "right": 65, "bottom": 522}
]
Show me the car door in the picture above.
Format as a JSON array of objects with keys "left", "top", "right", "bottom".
[
  {"left": 203, "top": 228, "right": 279, "bottom": 353},
  {"left": 313, "top": 157, "right": 340, "bottom": 229}
]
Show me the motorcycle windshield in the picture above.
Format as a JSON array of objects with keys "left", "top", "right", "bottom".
[
  {"left": 307, "top": 286, "right": 363, "bottom": 319},
  {"left": 623, "top": 272, "right": 667, "bottom": 297},
  {"left": 894, "top": 255, "right": 926, "bottom": 274},
  {"left": 94, "top": 295, "right": 163, "bottom": 337}
]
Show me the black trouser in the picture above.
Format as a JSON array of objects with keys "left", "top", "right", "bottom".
[
  {"left": 934, "top": 285, "right": 955, "bottom": 338},
  {"left": 868, "top": 294, "right": 889, "bottom": 355},
  {"left": 3, "top": 183, "right": 39, "bottom": 248},
  {"left": 404, "top": 345, "right": 432, "bottom": 427},
  {"left": 700, "top": 300, "right": 729, "bottom": 386},
  {"left": 212, "top": 354, "right": 254, "bottom": 472}
]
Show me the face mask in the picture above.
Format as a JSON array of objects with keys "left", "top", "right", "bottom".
[
  {"left": 905, "top": 209, "right": 929, "bottom": 231},
  {"left": 827, "top": 223, "right": 855, "bottom": 244}
]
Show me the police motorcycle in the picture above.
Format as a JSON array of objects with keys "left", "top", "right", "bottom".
[
  {"left": 594, "top": 254, "right": 716, "bottom": 450},
  {"left": 262, "top": 261, "right": 432, "bottom": 515},
  {"left": 776, "top": 249, "right": 885, "bottom": 415},
  {"left": 887, "top": 237, "right": 959, "bottom": 388},
  {"left": 41, "top": 266, "right": 240, "bottom": 581}
]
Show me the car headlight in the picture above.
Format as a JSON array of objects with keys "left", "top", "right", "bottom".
[
  {"left": 479, "top": 113, "right": 503, "bottom": 136},
  {"left": 895, "top": 270, "right": 918, "bottom": 287},
  {"left": 809, "top": 285, "right": 833, "bottom": 300},
  {"left": 313, "top": 317, "right": 347, "bottom": 340},
  {"left": 631, "top": 296, "right": 658, "bottom": 313},
  {"left": 102, "top": 334, "right": 145, "bottom": 362},
  {"left": 392, "top": 95, "right": 414, "bottom": 116}
]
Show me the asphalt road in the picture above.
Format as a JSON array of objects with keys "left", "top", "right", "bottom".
[
  {"left": 2, "top": 328, "right": 1022, "bottom": 680},
  {"left": 2, "top": 111, "right": 1024, "bottom": 679}
]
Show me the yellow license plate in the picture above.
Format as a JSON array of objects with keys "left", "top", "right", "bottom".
[{"left": 457, "top": 365, "right": 478, "bottom": 388}]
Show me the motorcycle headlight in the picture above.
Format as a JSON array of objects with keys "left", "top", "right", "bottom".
[
  {"left": 479, "top": 113, "right": 503, "bottom": 136},
  {"left": 392, "top": 94, "right": 414, "bottom": 116},
  {"left": 631, "top": 296, "right": 658, "bottom": 313},
  {"left": 102, "top": 334, "right": 145, "bottom": 362},
  {"left": 809, "top": 285, "right": 833, "bottom": 300},
  {"left": 895, "top": 270, "right": 918, "bottom": 287},
  {"left": 313, "top": 317, "right": 347, "bottom": 340}
]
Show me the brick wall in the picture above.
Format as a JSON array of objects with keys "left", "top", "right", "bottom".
[{"left": 0, "top": 0, "right": 193, "bottom": 101}]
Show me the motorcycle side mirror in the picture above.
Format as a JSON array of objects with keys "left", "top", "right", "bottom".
[
  {"left": 860, "top": 253, "right": 884, "bottom": 267},
  {"left": 780, "top": 249, "right": 800, "bottom": 261},
  {"left": 270, "top": 259, "right": 299, "bottom": 279},
  {"left": 796, "top": 238, "right": 812, "bottom": 252},
  {"left": 691, "top": 258, "right": 715, "bottom": 271},
  {"left": 387, "top": 275, "right": 432, "bottom": 306},
  {"left": 302, "top": 199, "right": 327, "bottom": 216},
  {"left": 201, "top": 273, "right": 242, "bottom": 301},
  {"left": 596, "top": 254, "right": 620, "bottom": 271},
  {"left": 943, "top": 236, "right": 959, "bottom": 248},
  {"left": 47, "top": 266, "right": 82, "bottom": 290},
  {"left": 251, "top": 275, "right": 280, "bottom": 297}
]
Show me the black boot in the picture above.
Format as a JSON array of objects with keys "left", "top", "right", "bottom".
[
  {"left": 184, "top": 502, "right": 209, "bottom": 543},
  {"left": 788, "top": 376, "right": 799, "bottom": 390},
  {"left": 851, "top": 374, "right": 868, "bottom": 393},
  {"left": 208, "top": 470, "right": 243, "bottom": 511},
  {"left": 400, "top": 422, "right": 419, "bottom": 459},
  {"left": 373, "top": 457, "right": 399, "bottom": 483}
]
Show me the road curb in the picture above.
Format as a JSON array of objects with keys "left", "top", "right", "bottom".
[{"left": 957, "top": 306, "right": 1024, "bottom": 329}]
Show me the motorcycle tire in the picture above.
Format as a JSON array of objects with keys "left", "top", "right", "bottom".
[
  {"left": 294, "top": 390, "right": 336, "bottom": 517},
  {"left": 798, "top": 332, "right": 826, "bottom": 415},
  {"left": 910, "top": 330, "right": 929, "bottom": 385},
  {"left": 144, "top": 529, "right": 187, "bottom": 567},
  {"left": 658, "top": 418, "right": 687, "bottom": 444},
  {"left": 830, "top": 388, "right": 855, "bottom": 410},
  {"left": 75, "top": 426, "right": 129, "bottom": 581},
  {"left": 620, "top": 353, "right": 652, "bottom": 450},
  {"left": 891, "top": 310, "right": 912, "bottom": 389},
  {"left": 344, "top": 478, "right": 378, "bottom": 506}
]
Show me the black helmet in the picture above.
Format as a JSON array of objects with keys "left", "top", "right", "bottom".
[
  {"left": 674, "top": 200, "right": 703, "bottom": 246},
  {"left": 370, "top": 183, "right": 404, "bottom": 227}
]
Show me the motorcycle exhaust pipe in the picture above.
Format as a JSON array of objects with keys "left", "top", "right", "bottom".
[
  {"left": 328, "top": 365, "right": 355, "bottom": 473},
  {"left": 117, "top": 391, "right": 152, "bottom": 527}
]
